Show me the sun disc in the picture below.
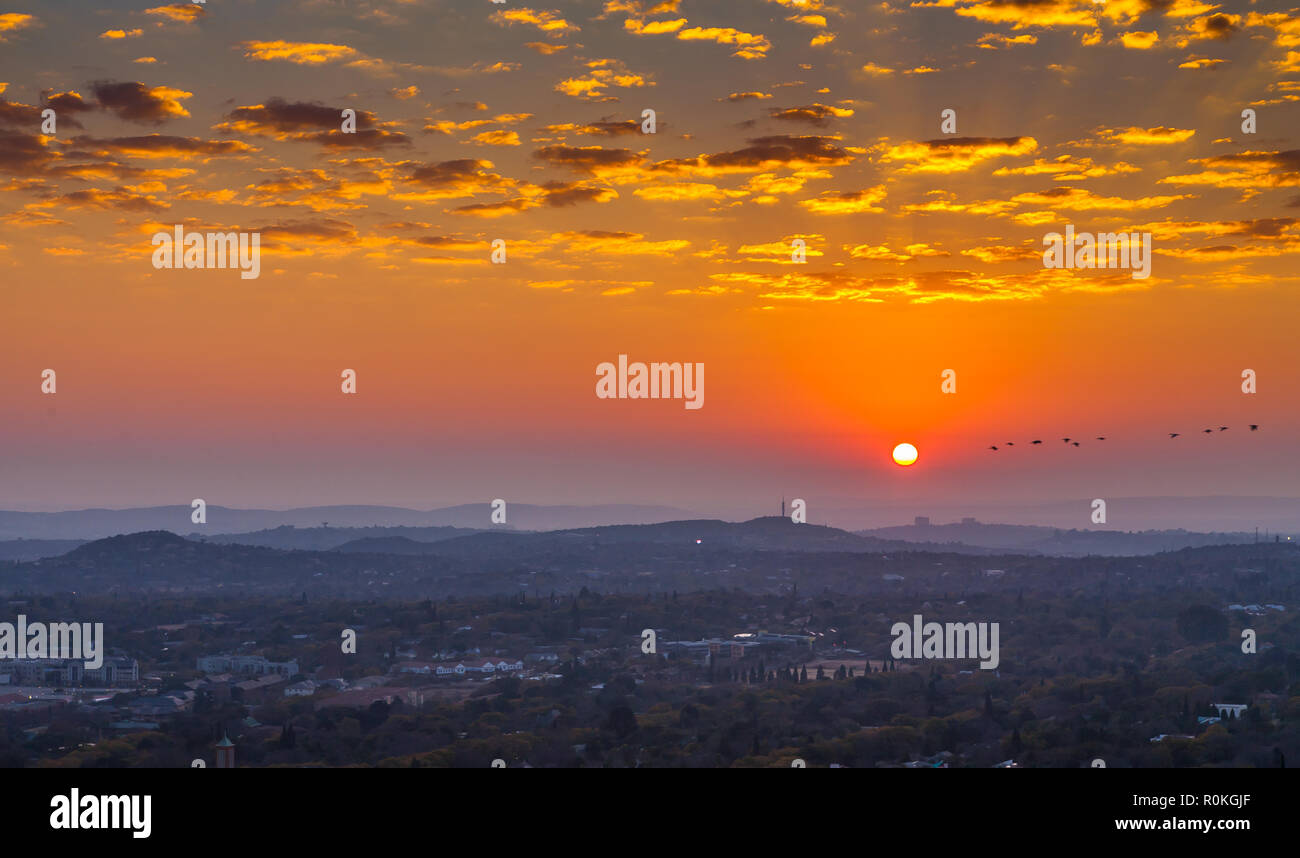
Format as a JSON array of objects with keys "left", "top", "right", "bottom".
[{"left": 893, "top": 442, "right": 918, "bottom": 466}]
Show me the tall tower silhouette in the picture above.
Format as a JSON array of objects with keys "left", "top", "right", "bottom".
[{"left": 215, "top": 733, "right": 235, "bottom": 768}]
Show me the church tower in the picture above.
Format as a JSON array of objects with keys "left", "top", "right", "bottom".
[{"left": 215, "top": 733, "right": 235, "bottom": 768}]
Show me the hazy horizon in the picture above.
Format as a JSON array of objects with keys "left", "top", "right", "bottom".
[{"left": 2, "top": 495, "right": 1299, "bottom": 536}]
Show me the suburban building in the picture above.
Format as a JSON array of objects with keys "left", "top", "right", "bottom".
[
  {"left": 196, "top": 655, "right": 299, "bottom": 676},
  {"left": 433, "top": 659, "right": 524, "bottom": 677}
]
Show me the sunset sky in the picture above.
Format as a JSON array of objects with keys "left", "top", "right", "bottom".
[{"left": 1, "top": 0, "right": 1297, "bottom": 522}]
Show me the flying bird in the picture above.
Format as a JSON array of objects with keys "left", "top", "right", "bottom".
[
  {"left": 1062, "top": 437, "right": 1071, "bottom": 443},
  {"left": 1250, "top": 424, "right": 1259, "bottom": 431},
  {"left": 1072, "top": 441, "right": 1080, "bottom": 447},
  {"left": 1096, "top": 436, "right": 1106, "bottom": 441},
  {"left": 989, "top": 446, "right": 998, "bottom": 451},
  {"left": 1031, "top": 440, "right": 1042, "bottom": 445},
  {"left": 1219, "top": 426, "right": 1228, "bottom": 431},
  {"left": 1169, "top": 433, "right": 1180, "bottom": 438},
  {"left": 1006, "top": 442, "right": 1015, "bottom": 446},
  {"left": 1203, "top": 428, "right": 1214, "bottom": 433}
]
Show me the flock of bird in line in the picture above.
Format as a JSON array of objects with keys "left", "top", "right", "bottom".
[{"left": 988, "top": 425, "right": 1260, "bottom": 451}]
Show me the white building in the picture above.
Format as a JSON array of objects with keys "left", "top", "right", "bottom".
[
  {"left": 434, "top": 659, "right": 524, "bottom": 677},
  {"left": 1211, "top": 703, "right": 1248, "bottom": 719},
  {"left": 196, "top": 655, "right": 299, "bottom": 676},
  {"left": 284, "top": 680, "right": 322, "bottom": 697}
]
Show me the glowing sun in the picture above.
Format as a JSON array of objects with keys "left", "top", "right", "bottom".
[{"left": 892, "top": 442, "right": 918, "bottom": 466}]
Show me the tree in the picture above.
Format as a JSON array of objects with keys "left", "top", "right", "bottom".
[
  {"left": 1176, "top": 605, "right": 1228, "bottom": 644},
  {"left": 606, "top": 705, "right": 638, "bottom": 739}
]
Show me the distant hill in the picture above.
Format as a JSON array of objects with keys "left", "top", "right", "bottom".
[
  {"left": 0, "top": 538, "right": 86, "bottom": 562},
  {"left": 203, "top": 524, "right": 488, "bottom": 551},
  {"left": 4, "top": 523, "right": 1298, "bottom": 599},
  {"left": 815, "top": 496, "right": 1300, "bottom": 533},
  {"left": 0, "top": 503, "right": 694, "bottom": 540},
  {"left": 859, "top": 520, "right": 1264, "bottom": 556},
  {"left": 331, "top": 535, "right": 494, "bottom": 555},
  {"left": 3, "top": 530, "right": 453, "bottom": 594},
  {"left": 2, "top": 514, "right": 1277, "bottom": 563},
  {"left": 372, "top": 516, "right": 989, "bottom": 560}
]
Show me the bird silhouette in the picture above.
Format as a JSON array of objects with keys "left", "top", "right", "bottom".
[
  {"left": 989, "top": 446, "right": 998, "bottom": 451},
  {"left": 978, "top": 425, "right": 1259, "bottom": 450}
]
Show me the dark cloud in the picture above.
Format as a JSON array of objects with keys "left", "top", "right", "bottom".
[
  {"left": 90, "top": 80, "right": 190, "bottom": 124},
  {"left": 0, "top": 91, "right": 92, "bottom": 131},
  {"left": 412, "top": 235, "right": 480, "bottom": 247},
  {"left": 581, "top": 120, "right": 642, "bottom": 136},
  {"left": 451, "top": 199, "right": 534, "bottom": 216},
  {"left": 0, "top": 130, "right": 57, "bottom": 173},
  {"left": 920, "top": 135, "right": 1032, "bottom": 151},
  {"left": 43, "top": 91, "right": 93, "bottom": 114},
  {"left": 67, "top": 134, "right": 256, "bottom": 159},
  {"left": 409, "top": 159, "right": 496, "bottom": 186},
  {"left": 533, "top": 144, "right": 643, "bottom": 174},
  {"left": 767, "top": 104, "right": 850, "bottom": 127},
  {"left": 253, "top": 218, "right": 359, "bottom": 246},
  {"left": 225, "top": 99, "right": 359, "bottom": 133},
  {"left": 0, "top": 99, "right": 42, "bottom": 128},
  {"left": 541, "top": 180, "right": 616, "bottom": 206},
  {"left": 1201, "top": 13, "right": 1239, "bottom": 39},
  {"left": 217, "top": 99, "right": 409, "bottom": 149},
  {"left": 653, "top": 134, "right": 852, "bottom": 174},
  {"left": 56, "top": 186, "right": 166, "bottom": 211},
  {"left": 1225, "top": 218, "right": 1297, "bottom": 238}
]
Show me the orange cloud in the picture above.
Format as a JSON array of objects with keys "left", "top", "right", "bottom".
[
  {"left": 676, "top": 26, "right": 772, "bottom": 59},
  {"left": 1120, "top": 31, "right": 1160, "bottom": 49},
  {"left": 470, "top": 130, "right": 522, "bottom": 147},
  {"left": 1160, "top": 150, "right": 1300, "bottom": 190},
  {"left": 0, "top": 13, "right": 36, "bottom": 42},
  {"left": 878, "top": 136, "right": 1039, "bottom": 173},
  {"left": 798, "top": 186, "right": 887, "bottom": 215},
  {"left": 240, "top": 41, "right": 358, "bottom": 65},
  {"left": 144, "top": 4, "right": 205, "bottom": 24},
  {"left": 491, "top": 8, "right": 580, "bottom": 36},
  {"left": 1094, "top": 126, "right": 1196, "bottom": 145}
]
